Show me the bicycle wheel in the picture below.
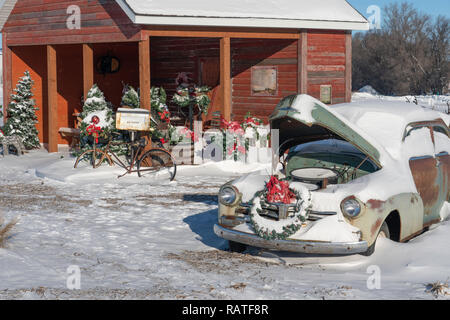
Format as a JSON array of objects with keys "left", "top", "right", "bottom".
[
  {"left": 74, "top": 148, "right": 112, "bottom": 169},
  {"left": 137, "top": 148, "right": 177, "bottom": 181}
]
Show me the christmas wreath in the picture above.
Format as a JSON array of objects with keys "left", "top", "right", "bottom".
[{"left": 250, "top": 176, "right": 311, "bottom": 240}]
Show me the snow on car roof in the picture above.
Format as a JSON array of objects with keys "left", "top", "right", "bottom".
[
  {"left": 332, "top": 100, "right": 447, "bottom": 160},
  {"left": 333, "top": 100, "right": 445, "bottom": 124}
]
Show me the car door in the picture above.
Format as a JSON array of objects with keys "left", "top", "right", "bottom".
[
  {"left": 404, "top": 125, "right": 441, "bottom": 226},
  {"left": 431, "top": 124, "right": 450, "bottom": 214}
]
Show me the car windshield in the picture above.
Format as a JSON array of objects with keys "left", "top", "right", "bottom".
[{"left": 286, "top": 139, "right": 379, "bottom": 183}]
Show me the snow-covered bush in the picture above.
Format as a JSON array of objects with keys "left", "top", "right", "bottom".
[
  {"left": 3, "top": 71, "right": 40, "bottom": 149},
  {"left": 151, "top": 87, "right": 172, "bottom": 145},
  {"left": 121, "top": 85, "right": 140, "bottom": 109}
]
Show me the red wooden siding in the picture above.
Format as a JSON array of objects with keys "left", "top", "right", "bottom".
[
  {"left": 9, "top": 42, "right": 139, "bottom": 145},
  {"left": 3, "top": 0, "right": 142, "bottom": 46},
  {"left": 306, "top": 30, "right": 347, "bottom": 104},
  {"left": 231, "top": 38, "right": 298, "bottom": 122},
  {"left": 150, "top": 37, "right": 221, "bottom": 118},
  {"left": 11, "top": 45, "right": 48, "bottom": 144},
  {"left": 55, "top": 44, "right": 83, "bottom": 145},
  {"left": 151, "top": 37, "right": 220, "bottom": 88},
  {"left": 93, "top": 42, "right": 140, "bottom": 110}
]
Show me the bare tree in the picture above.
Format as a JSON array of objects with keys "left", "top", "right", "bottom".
[
  {"left": 353, "top": 2, "right": 449, "bottom": 96},
  {"left": 428, "top": 16, "right": 450, "bottom": 94}
]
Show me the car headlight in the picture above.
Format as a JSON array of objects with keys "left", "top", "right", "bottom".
[
  {"left": 341, "top": 197, "right": 361, "bottom": 218},
  {"left": 219, "top": 185, "right": 239, "bottom": 206}
]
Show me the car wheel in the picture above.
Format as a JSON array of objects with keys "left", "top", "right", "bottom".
[
  {"left": 361, "top": 221, "right": 390, "bottom": 256},
  {"left": 228, "top": 240, "right": 247, "bottom": 253}
]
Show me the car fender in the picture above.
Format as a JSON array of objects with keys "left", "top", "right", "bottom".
[{"left": 345, "top": 193, "right": 423, "bottom": 246}]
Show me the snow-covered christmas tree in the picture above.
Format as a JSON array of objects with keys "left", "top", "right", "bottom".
[
  {"left": 79, "top": 84, "right": 114, "bottom": 151},
  {"left": 4, "top": 71, "right": 40, "bottom": 149},
  {"left": 121, "top": 85, "right": 140, "bottom": 108}
]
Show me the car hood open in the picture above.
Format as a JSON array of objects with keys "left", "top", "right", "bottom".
[{"left": 269, "top": 95, "right": 382, "bottom": 168}]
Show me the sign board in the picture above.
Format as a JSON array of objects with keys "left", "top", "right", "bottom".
[
  {"left": 251, "top": 66, "right": 277, "bottom": 96},
  {"left": 116, "top": 108, "right": 151, "bottom": 131},
  {"left": 320, "top": 85, "right": 332, "bottom": 104}
]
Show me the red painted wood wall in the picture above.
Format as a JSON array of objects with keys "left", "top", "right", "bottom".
[
  {"left": 231, "top": 38, "right": 298, "bottom": 123},
  {"left": 150, "top": 37, "right": 220, "bottom": 94},
  {"left": 150, "top": 35, "right": 348, "bottom": 124},
  {"left": 307, "top": 30, "right": 347, "bottom": 104},
  {"left": 10, "top": 46, "right": 48, "bottom": 143},
  {"left": 150, "top": 37, "right": 221, "bottom": 121},
  {"left": 3, "top": 0, "right": 142, "bottom": 46},
  {"left": 9, "top": 42, "right": 139, "bottom": 145}
]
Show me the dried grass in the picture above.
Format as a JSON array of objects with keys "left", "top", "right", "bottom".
[
  {"left": 0, "top": 212, "right": 18, "bottom": 248},
  {"left": 426, "top": 279, "right": 449, "bottom": 298}
]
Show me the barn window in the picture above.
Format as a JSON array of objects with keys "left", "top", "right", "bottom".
[{"left": 251, "top": 66, "right": 277, "bottom": 96}]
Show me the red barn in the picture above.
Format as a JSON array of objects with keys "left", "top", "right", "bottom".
[{"left": 1, "top": 0, "right": 368, "bottom": 152}]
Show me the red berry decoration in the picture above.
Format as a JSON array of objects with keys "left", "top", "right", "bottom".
[{"left": 91, "top": 115, "right": 100, "bottom": 125}]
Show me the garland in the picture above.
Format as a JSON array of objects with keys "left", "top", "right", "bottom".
[
  {"left": 250, "top": 176, "right": 312, "bottom": 240},
  {"left": 172, "top": 85, "right": 211, "bottom": 115}
]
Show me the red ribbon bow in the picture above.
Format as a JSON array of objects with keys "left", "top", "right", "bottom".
[
  {"left": 86, "top": 124, "right": 102, "bottom": 144},
  {"left": 266, "top": 176, "right": 296, "bottom": 204}
]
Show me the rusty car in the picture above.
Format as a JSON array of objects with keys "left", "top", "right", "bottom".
[{"left": 214, "top": 94, "right": 450, "bottom": 256}]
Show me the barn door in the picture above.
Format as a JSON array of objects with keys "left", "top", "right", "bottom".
[{"left": 198, "top": 57, "right": 221, "bottom": 122}]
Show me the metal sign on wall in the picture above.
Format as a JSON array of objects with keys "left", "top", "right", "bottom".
[
  {"left": 320, "top": 85, "right": 332, "bottom": 104},
  {"left": 251, "top": 66, "right": 278, "bottom": 96},
  {"left": 116, "top": 108, "right": 151, "bottom": 131}
]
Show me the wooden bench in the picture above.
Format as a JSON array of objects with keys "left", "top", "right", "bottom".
[{"left": 59, "top": 127, "right": 81, "bottom": 151}]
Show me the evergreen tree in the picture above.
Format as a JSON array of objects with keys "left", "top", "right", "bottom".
[
  {"left": 79, "top": 84, "right": 114, "bottom": 151},
  {"left": 121, "top": 85, "right": 140, "bottom": 108},
  {"left": 4, "top": 71, "right": 40, "bottom": 149}
]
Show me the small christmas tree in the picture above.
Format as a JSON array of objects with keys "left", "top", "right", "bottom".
[
  {"left": 121, "top": 85, "right": 140, "bottom": 109},
  {"left": 4, "top": 71, "right": 40, "bottom": 149},
  {"left": 79, "top": 84, "right": 114, "bottom": 151}
]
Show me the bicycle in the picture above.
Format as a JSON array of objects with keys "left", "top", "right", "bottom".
[{"left": 74, "top": 132, "right": 177, "bottom": 181}]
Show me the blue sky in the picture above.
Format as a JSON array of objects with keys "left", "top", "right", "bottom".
[{"left": 347, "top": 0, "right": 450, "bottom": 21}]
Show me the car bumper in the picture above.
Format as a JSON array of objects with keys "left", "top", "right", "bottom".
[{"left": 214, "top": 224, "right": 368, "bottom": 255}]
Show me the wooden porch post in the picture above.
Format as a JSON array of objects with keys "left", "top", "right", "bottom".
[
  {"left": 345, "top": 31, "right": 352, "bottom": 103},
  {"left": 220, "top": 36, "right": 231, "bottom": 121},
  {"left": 139, "top": 37, "right": 151, "bottom": 110},
  {"left": 83, "top": 44, "right": 94, "bottom": 98},
  {"left": 47, "top": 45, "right": 58, "bottom": 153},
  {"left": 298, "top": 30, "right": 308, "bottom": 94},
  {"left": 2, "top": 33, "right": 12, "bottom": 124}
]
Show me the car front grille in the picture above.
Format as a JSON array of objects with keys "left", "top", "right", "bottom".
[{"left": 238, "top": 203, "right": 336, "bottom": 221}]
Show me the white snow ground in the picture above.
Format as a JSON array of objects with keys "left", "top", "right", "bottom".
[{"left": 0, "top": 92, "right": 450, "bottom": 300}]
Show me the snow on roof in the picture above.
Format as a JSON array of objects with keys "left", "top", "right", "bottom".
[
  {"left": 0, "top": 0, "right": 17, "bottom": 32},
  {"left": 116, "top": 0, "right": 369, "bottom": 30}
]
